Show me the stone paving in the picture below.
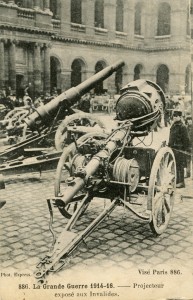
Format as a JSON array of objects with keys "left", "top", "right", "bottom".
[
  {"left": 0, "top": 170, "right": 193, "bottom": 279},
  {"left": 0, "top": 112, "right": 192, "bottom": 284}
]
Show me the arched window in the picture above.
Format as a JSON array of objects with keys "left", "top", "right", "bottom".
[
  {"left": 71, "top": 0, "right": 82, "bottom": 24},
  {"left": 71, "top": 59, "right": 84, "bottom": 87},
  {"left": 156, "top": 65, "right": 169, "bottom": 93},
  {"left": 95, "top": 61, "right": 106, "bottom": 94},
  {"left": 157, "top": 3, "right": 171, "bottom": 36},
  {"left": 134, "top": 64, "right": 143, "bottom": 80},
  {"left": 116, "top": 0, "right": 124, "bottom": 32},
  {"left": 135, "top": 2, "right": 142, "bottom": 35},
  {"left": 50, "top": 56, "right": 61, "bottom": 94},
  {"left": 95, "top": 0, "right": 104, "bottom": 28},
  {"left": 50, "top": 0, "right": 58, "bottom": 18}
]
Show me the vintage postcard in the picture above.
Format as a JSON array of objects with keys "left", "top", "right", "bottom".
[{"left": 0, "top": 0, "right": 193, "bottom": 300}]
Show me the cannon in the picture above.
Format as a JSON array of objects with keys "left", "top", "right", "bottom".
[
  {"left": 0, "top": 61, "right": 124, "bottom": 175},
  {"left": 35, "top": 79, "right": 176, "bottom": 283}
]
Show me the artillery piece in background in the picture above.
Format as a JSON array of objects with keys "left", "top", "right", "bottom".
[
  {"left": 35, "top": 79, "right": 176, "bottom": 283},
  {"left": 0, "top": 61, "right": 124, "bottom": 176}
]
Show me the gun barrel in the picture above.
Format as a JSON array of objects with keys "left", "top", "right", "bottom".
[{"left": 25, "top": 60, "right": 125, "bottom": 128}]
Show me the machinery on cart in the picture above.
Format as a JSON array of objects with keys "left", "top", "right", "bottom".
[{"left": 34, "top": 79, "right": 176, "bottom": 283}]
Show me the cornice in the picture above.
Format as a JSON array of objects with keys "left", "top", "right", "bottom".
[
  {"left": 0, "top": 23, "right": 53, "bottom": 36},
  {"left": 51, "top": 34, "right": 190, "bottom": 52},
  {"left": 0, "top": 23, "right": 190, "bottom": 53}
]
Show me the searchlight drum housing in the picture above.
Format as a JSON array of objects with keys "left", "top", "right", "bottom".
[{"left": 115, "top": 79, "right": 166, "bottom": 131}]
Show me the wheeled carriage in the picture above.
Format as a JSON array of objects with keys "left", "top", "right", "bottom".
[{"left": 35, "top": 79, "right": 176, "bottom": 283}]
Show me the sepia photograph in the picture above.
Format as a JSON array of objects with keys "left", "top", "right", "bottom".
[{"left": 0, "top": 0, "right": 193, "bottom": 299}]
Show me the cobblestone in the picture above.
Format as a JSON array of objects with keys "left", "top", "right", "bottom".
[
  {"left": 0, "top": 247, "right": 12, "bottom": 255},
  {"left": 0, "top": 167, "right": 192, "bottom": 280}
]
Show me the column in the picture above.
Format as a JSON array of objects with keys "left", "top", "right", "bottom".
[
  {"left": 9, "top": 40, "right": 16, "bottom": 92},
  {"left": 0, "top": 39, "right": 5, "bottom": 90},
  {"left": 44, "top": 43, "right": 51, "bottom": 95},
  {"left": 104, "top": 0, "right": 116, "bottom": 39},
  {"left": 34, "top": 43, "right": 42, "bottom": 96}
]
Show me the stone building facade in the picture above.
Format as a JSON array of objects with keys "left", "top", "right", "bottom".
[{"left": 0, "top": 0, "right": 191, "bottom": 99}]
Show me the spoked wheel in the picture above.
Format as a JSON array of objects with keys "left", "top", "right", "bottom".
[
  {"left": 55, "top": 143, "right": 77, "bottom": 218},
  {"left": 148, "top": 147, "right": 176, "bottom": 235},
  {"left": 4, "top": 109, "right": 17, "bottom": 121},
  {"left": 55, "top": 132, "right": 108, "bottom": 219},
  {"left": 20, "top": 117, "right": 42, "bottom": 142},
  {"left": 54, "top": 112, "right": 106, "bottom": 151}
]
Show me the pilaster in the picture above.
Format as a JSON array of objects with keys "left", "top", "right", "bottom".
[
  {"left": 171, "top": 6, "right": 188, "bottom": 44},
  {"left": 60, "top": 0, "right": 71, "bottom": 32},
  {"left": 61, "top": 69, "right": 71, "bottom": 91},
  {"left": 9, "top": 40, "right": 17, "bottom": 92},
  {"left": 34, "top": 0, "right": 41, "bottom": 10},
  {"left": 104, "top": 0, "right": 116, "bottom": 40},
  {"left": 0, "top": 39, "right": 5, "bottom": 90},
  {"left": 123, "top": 1, "right": 135, "bottom": 43},
  {"left": 34, "top": 43, "right": 42, "bottom": 96},
  {"left": 44, "top": 43, "right": 51, "bottom": 95},
  {"left": 144, "top": 1, "right": 157, "bottom": 47},
  {"left": 44, "top": 0, "right": 51, "bottom": 13},
  {"left": 83, "top": 0, "right": 95, "bottom": 36}
]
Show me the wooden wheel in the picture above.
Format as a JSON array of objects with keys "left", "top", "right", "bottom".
[
  {"left": 19, "top": 123, "right": 41, "bottom": 144},
  {"left": 54, "top": 112, "right": 106, "bottom": 151},
  {"left": 4, "top": 109, "right": 18, "bottom": 121},
  {"left": 148, "top": 147, "right": 176, "bottom": 235},
  {"left": 54, "top": 132, "right": 108, "bottom": 219}
]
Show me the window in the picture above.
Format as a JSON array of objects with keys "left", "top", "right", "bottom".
[
  {"left": 134, "top": 64, "right": 143, "bottom": 80},
  {"left": 95, "top": 0, "right": 104, "bottom": 28},
  {"left": 95, "top": 61, "right": 105, "bottom": 94},
  {"left": 156, "top": 65, "right": 169, "bottom": 93},
  {"left": 135, "top": 3, "right": 142, "bottom": 35},
  {"left": 71, "top": 59, "right": 83, "bottom": 87},
  {"left": 50, "top": 0, "right": 58, "bottom": 18},
  {"left": 116, "top": 0, "right": 124, "bottom": 32},
  {"left": 71, "top": 0, "right": 82, "bottom": 24},
  {"left": 157, "top": 3, "right": 171, "bottom": 36}
]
